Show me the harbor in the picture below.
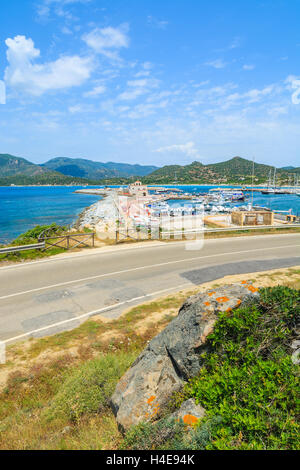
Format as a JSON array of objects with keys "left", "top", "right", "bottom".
[{"left": 74, "top": 182, "right": 300, "bottom": 241}]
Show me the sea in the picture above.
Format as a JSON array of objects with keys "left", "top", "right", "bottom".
[
  {"left": 1, "top": 185, "right": 299, "bottom": 244},
  {"left": 0, "top": 186, "right": 103, "bottom": 244}
]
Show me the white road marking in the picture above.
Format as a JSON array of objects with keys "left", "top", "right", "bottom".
[
  {"left": 0, "top": 244, "right": 299, "bottom": 300},
  {"left": 0, "top": 233, "right": 298, "bottom": 271},
  {"left": 3, "top": 283, "right": 192, "bottom": 344}
]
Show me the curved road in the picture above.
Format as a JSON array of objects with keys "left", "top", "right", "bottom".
[{"left": 0, "top": 233, "right": 299, "bottom": 343}]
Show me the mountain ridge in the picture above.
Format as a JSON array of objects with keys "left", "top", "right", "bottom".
[
  {"left": 42, "top": 157, "right": 158, "bottom": 179},
  {"left": 0, "top": 154, "right": 298, "bottom": 185}
]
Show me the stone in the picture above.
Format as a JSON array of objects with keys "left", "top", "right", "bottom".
[
  {"left": 170, "top": 399, "right": 206, "bottom": 426},
  {"left": 111, "top": 282, "right": 259, "bottom": 432}
]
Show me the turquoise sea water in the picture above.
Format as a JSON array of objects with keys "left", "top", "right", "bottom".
[
  {"left": 0, "top": 185, "right": 299, "bottom": 244},
  {"left": 0, "top": 186, "right": 102, "bottom": 244}
]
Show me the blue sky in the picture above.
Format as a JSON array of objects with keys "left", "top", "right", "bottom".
[{"left": 0, "top": 0, "right": 300, "bottom": 167}]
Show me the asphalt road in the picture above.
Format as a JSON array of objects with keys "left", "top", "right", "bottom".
[{"left": 0, "top": 233, "right": 299, "bottom": 343}]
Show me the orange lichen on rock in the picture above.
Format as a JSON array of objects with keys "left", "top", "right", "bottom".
[
  {"left": 183, "top": 414, "right": 199, "bottom": 426},
  {"left": 204, "top": 301, "right": 211, "bottom": 306},
  {"left": 208, "top": 291, "right": 216, "bottom": 297},
  {"left": 147, "top": 395, "right": 156, "bottom": 405},
  {"left": 226, "top": 307, "right": 232, "bottom": 313},
  {"left": 241, "top": 281, "right": 248, "bottom": 284},
  {"left": 216, "top": 296, "right": 230, "bottom": 303},
  {"left": 236, "top": 299, "right": 242, "bottom": 305},
  {"left": 247, "top": 285, "right": 258, "bottom": 293}
]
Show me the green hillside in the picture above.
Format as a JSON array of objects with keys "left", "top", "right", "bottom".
[
  {"left": 0, "top": 154, "right": 101, "bottom": 186},
  {"left": 143, "top": 157, "right": 297, "bottom": 185},
  {"left": 0, "top": 154, "right": 49, "bottom": 177},
  {"left": 43, "top": 157, "right": 158, "bottom": 179}
]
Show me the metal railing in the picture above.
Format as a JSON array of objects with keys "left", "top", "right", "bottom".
[
  {"left": 116, "top": 223, "right": 300, "bottom": 243},
  {"left": 0, "top": 233, "right": 96, "bottom": 254},
  {"left": 0, "top": 242, "right": 45, "bottom": 254},
  {"left": 40, "top": 232, "right": 95, "bottom": 250}
]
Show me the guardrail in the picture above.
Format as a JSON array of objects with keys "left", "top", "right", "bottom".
[
  {"left": 204, "top": 224, "right": 300, "bottom": 233},
  {"left": 40, "top": 232, "right": 95, "bottom": 250},
  {"left": 116, "top": 223, "right": 300, "bottom": 243},
  {"left": 0, "top": 242, "right": 45, "bottom": 254}
]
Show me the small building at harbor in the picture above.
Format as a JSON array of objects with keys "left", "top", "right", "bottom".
[
  {"left": 231, "top": 210, "right": 274, "bottom": 227},
  {"left": 128, "top": 181, "right": 148, "bottom": 197}
]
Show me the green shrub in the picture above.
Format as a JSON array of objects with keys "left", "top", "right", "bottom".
[
  {"left": 45, "top": 352, "right": 136, "bottom": 423},
  {"left": 180, "top": 286, "right": 300, "bottom": 450},
  {"left": 13, "top": 223, "right": 65, "bottom": 245}
]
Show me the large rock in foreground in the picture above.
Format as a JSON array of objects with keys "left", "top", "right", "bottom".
[{"left": 111, "top": 282, "right": 259, "bottom": 432}]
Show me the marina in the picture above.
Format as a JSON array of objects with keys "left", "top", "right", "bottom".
[{"left": 75, "top": 182, "right": 300, "bottom": 241}]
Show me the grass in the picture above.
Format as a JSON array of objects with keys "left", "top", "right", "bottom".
[
  {"left": 0, "top": 290, "right": 192, "bottom": 449},
  {"left": 0, "top": 353, "right": 127, "bottom": 449}
]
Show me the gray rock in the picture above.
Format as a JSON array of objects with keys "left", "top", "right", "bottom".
[
  {"left": 111, "top": 282, "right": 259, "bottom": 432},
  {"left": 170, "top": 399, "right": 206, "bottom": 425},
  {"left": 291, "top": 349, "right": 300, "bottom": 365}
]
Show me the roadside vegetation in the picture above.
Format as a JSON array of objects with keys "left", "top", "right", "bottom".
[
  {"left": 0, "top": 269, "right": 299, "bottom": 450},
  {"left": 1, "top": 221, "right": 299, "bottom": 265},
  {"left": 0, "top": 223, "right": 95, "bottom": 264}
]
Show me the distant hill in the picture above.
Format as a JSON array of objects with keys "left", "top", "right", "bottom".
[
  {"left": 43, "top": 157, "right": 158, "bottom": 179},
  {"left": 0, "top": 153, "right": 298, "bottom": 186},
  {"left": 0, "top": 154, "right": 49, "bottom": 177},
  {"left": 0, "top": 154, "right": 158, "bottom": 185},
  {"left": 143, "top": 157, "right": 298, "bottom": 185},
  {"left": 0, "top": 154, "right": 99, "bottom": 185}
]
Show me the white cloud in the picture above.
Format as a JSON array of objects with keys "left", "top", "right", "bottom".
[
  {"left": 37, "top": 0, "right": 92, "bottom": 19},
  {"left": 243, "top": 86, "right": 274, "bottom": 103},
  {"left": 147, "top": 16, "right": 169, "bottom": 30},
  {"left": 118, "top": 78, "right": 160, "bottom": 101},
  {"left": 83, "top": 85, "right": 106, "bottom": 97},
  {"left": 155, "top": 142, "right": 200, "bottom": 159},
  {"left": 126, "top": 100, "right": 168, "bottom": 119},
  {"left": 243, "top": 64, "right": 255, "bottom": 71},
  {"left": 205, "top": 59, "right": 227, "bottom": 69},
  {"left": 134, "top": 62, "right": 153, "bottom": 77},
  {"left": 4, "top": 35, "right": 93, "bottom": 96},
  {"left": 229, "top": 37, "right": 241, "bottom": 49},
  {"left": 82, "top": 25, "right": 129, "bottom": 59}
]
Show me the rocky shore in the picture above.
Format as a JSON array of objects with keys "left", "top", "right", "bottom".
[{"left": 74, "top": 190, "right": 119, "bottom": 238}]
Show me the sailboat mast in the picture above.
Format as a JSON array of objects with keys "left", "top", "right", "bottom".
[
  {"left": 273, "top": 167, "right": 276, "bottom": 189},
  {"left": 251, "top": 157, "right": 255, "bottom": 208}
]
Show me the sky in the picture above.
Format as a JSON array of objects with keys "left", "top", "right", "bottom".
[{"left": 0, "top": 0, "right": 300, "bottom": 167}]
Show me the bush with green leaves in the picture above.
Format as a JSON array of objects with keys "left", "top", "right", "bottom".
[
  {"left": 182, "top": 286, "right": 300, "bottom": 450},
  {"left": 13, "top": 223, "right": 66, "bottom": 245}
]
